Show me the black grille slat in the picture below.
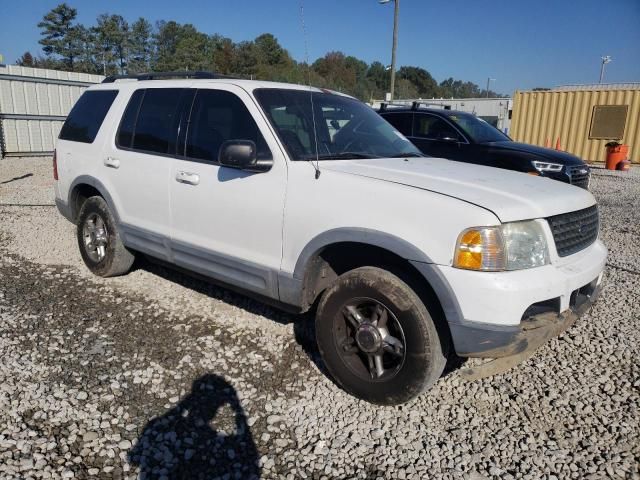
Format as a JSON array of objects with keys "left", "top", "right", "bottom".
[
  {"left": 547, "top": 205, "right": 599, "bottom": 257},
  {"left": 569, "top": 166, "right": 590, "bottom": 189}
]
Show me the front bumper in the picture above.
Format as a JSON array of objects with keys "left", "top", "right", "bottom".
[
  {"left": 457, "top": 278, "right": 601, "bottom": 380},
  {"left": 435, "top": 238, "right": 606, "bottom": 379}
]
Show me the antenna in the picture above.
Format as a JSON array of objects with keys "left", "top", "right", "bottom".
[{"left": 299, "top": 0, "right": 321, "bottom": 179}]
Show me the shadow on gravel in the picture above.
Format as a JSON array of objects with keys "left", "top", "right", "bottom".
[
  {"left": 128, "top": 374, "right": 260, "bottom": 479},
  {"left": 0, "top": 173, "right": 33, "bottom": 184},
  {"left": 134, "top": 256, "right": 294, "bottom": 325}
]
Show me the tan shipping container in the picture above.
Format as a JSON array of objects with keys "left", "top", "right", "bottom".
[{"left": 510, "top": 85, "right": 640, "bottom": 164}]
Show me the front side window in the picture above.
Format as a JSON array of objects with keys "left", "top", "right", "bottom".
[
  {"left": 254, "top": 88, "right": 421, "bottom": 160},
  {"left": 414, "top": 115, "right": 464, "bottom": 142},
  {"left": 185, "top": 90, "right": 271, "bottom": 162},
  {"left": 59, "top": 90, "right": 118, "bottom": 143}
]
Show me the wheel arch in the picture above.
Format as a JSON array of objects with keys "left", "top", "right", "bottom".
[
  {"left": 286, "top": 228, "right": 464, "bottom": 344},
  {"left": 68, "top": 175, "right": 120, "bottom": 224}
]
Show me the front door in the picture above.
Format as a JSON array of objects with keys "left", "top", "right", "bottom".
[
  {"left": 169, "top": 85, "right": 287, "bottom": 299},
  {"left": 410, "top": 113, "right": 469, "bottom": 161}
]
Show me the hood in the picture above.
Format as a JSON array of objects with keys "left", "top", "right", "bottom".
[
  {"left": 322, "top": 157, "right": 596, "bottom": 223},
  {"left": 486, "top": 141, "right": 585, "bottom": 166}
]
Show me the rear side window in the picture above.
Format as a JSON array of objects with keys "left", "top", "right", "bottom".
[
  {"left": 59, "top": 90, "right": 118, "bottom": 143},
  {"left": 116, "top": 89, "right": 144, "bottom": 148},
  {"left": 131, "top": 88, "right": 184, "bottom": 154},
  {"left": 186, "top": 90, "right": 271, "bottom": 162}
]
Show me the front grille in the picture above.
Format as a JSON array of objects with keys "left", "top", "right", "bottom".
[
  {"left": 547, "top": 205, "right": 599, "bottom": 257},
  {"left": 569, "top": 165, "right": 590, "bottom": 189}
]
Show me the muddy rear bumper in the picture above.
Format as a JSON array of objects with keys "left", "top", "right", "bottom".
[{"left": 453, "top": 277, "right": 602, "bottom": 380}]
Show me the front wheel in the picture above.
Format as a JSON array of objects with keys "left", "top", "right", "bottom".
[{"left": 315, "top": 266, "right": 446, "bottom": 405}]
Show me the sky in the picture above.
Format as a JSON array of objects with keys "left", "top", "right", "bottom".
[{"left": 2, "top": 0, "right": 639, "bottom": 95}]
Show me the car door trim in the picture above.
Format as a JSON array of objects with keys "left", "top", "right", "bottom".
[{"left": 170, "top": 239, "right": 279, "bottom": 299}]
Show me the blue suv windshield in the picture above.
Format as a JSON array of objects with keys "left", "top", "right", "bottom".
[{"left": 254, "top": 88, "right": 422, "bottom": 160}]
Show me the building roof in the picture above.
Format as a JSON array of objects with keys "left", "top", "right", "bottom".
[{"left": 552, "top": 83, "right": 640, "bottom": 91}]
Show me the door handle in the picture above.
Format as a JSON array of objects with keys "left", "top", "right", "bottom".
[
  {"left": 104, "top": 157, "right": 120, "bottom": 169},
  {"left": 175, "top": 171, "right": 200, "bottom": 185}
]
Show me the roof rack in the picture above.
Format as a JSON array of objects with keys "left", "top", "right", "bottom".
[
  {"left": 378, "top": 101, "right": 413, "bottom": 112},
  {"left": 411, "top": 101, "right": 451, "bottom": 110},
  {"left": 101, "top": 71, "right": 237, "bottom": 84},
  {"left": 378, "top": 101, "right": 452, "bottom": 112}
]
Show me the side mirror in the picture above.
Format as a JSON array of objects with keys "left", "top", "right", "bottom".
[{"left": 218, "top": 140, "right": 273, "bottom": 172}]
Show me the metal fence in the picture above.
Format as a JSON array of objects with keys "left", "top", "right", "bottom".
[{"left": 0, "top": 65, "right": 103, "bottom": 158}]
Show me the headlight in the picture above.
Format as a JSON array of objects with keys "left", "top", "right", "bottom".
[
  {"left": 532, "top": 161, "right": 563, "bottom": 172},
  {"left": 454, "top": 221, "right": 549, "bottom": 271}
]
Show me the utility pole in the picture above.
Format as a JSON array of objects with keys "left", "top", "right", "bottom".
[
  {"left": 380, "top": 0, "right": 399, "bottom": 101},
  {"left": 599, "top": 55, "right": 612, "bottom": 83},
  {"left": 486, "top": 77, "right": 495, "bottom": 98}
]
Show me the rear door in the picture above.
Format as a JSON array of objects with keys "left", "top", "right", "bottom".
[
  {"left": 168, "top": 85, "right": 287, "bottom": 299},
  {"left": 106, "top": 86, "right": 194, "bottom": 261},
  {"left": 55, "top": 89, "right": 119, "bottom": 205}
]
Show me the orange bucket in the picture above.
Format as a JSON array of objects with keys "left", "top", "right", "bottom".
[{"left": 605, "top": 144, "right": 629, "bottom": 170}]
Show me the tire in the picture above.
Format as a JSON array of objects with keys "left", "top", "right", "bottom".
[
  {"left": 316, "top": 266, "right": 446, "bottom": 405},
  {"left": 76, "top": 196, "right": 134, "bottom": 277}
]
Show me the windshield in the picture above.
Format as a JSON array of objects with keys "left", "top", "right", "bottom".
[
  {"left": 254, "top": 88, "right": 422, "bottom": 160},
  {"left": 447, "top": 113, "right": 510, "bottom": 143}
]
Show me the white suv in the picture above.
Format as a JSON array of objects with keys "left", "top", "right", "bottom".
[{"left": 54, "top": 72, "right": 606, "bottom": 405}]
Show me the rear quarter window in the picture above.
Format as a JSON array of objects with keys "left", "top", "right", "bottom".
[{"left": 59, "top": 90, "right": 118, "bottom": 143}]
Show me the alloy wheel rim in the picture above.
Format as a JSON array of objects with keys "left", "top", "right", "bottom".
[
  {"left": 334, "top": 297, "right": 406, "bottom": 382},
  {"left": 82, "top": 213, "right": 109, "bottom": 263}
]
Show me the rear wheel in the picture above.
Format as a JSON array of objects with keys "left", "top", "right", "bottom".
[
  {"left": 315, "top": 266, "right": 446, "bottom": 405},
  {"left": 77, "top": 196, "right": 134, "bottom": 277}
]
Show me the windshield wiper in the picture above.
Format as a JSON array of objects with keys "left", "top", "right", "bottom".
[
  {"left": 303, "top": 152, "right": 381, "bottom": 160},
  {"left": 389, "top": 152, "right": 426, "bottom": 158}
]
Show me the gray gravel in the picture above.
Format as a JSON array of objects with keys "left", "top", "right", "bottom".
[{"left": 0, "top": 157, "right": 639, "bottom": 479}]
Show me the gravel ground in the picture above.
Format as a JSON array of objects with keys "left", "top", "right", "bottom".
[{"left": 0, "top": 157, "right": 638, "bottom": 480}]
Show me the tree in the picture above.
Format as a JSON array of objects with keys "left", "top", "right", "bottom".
[
  {"left": 37, "top": 3, "right": 83, "bottom": 69},
  {"left": 312, "top": 51, "right": 359, "bottom": 94},
  {"left": 233, "top": 41, "right": 258, "bottom": 77},
  {"left": 152, "top": 22, "right": 210, "bottom": 71},
  {"left": 254, "top": 33, "right": 287, "bottom": 66},
  {"left": 209, "top": 34, "right": 235, "bottom": 74},
  {"left": 128, "top": 18, "right": 153, "bottom": 73},
  {"left": 16, "top": 52, "right": 35, "bottom": 67},
  {"left": 73, "top": 25, "right": 100, "bottom": 74},
  {"left": 30, "top": 4, "right": 508, "bottom": 99},
  {"left": 366, "top": 61, "right": 389, "bottom": 98},
  {"left": 395, "top": 78, "right": 419, "bottom": 99},
  {"left": 173, "top": 25, "right": 209, "bottom": 71},
  {"left": 93, "top": 14, "right": 129, "bottom": 74},
  {"left": 397, "top": 66, "right": 438, "bottom": 97}
]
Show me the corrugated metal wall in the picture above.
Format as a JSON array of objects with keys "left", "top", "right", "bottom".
[
  {"left": 0, "top": 65, "right": 103, "bottom": 157},
  {"left": 510, "top": 87, "right": 640, "bottom": 163}
]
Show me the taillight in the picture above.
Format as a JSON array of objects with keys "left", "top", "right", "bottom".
[{"left": 53, "top": 150, "right": 59, "bottom": 180}]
